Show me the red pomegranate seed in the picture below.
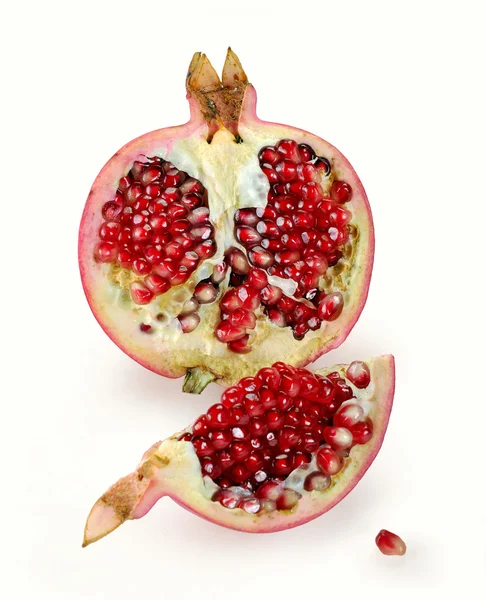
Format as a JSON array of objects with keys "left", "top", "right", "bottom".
[
  {"left": 297, "top": 143, "right": 316, "bottom": 162},
  {"left": 293, "top": 211, "right": 315, "bottom": 228},
  {"left": 235, "top": 226, "right": 262, "bottom": 247},
  {"left": 170, "top": 266, "right": 191, "bottom": 286},
  {"left": 194, "top": 281, "right": 218, "bottom": 304},
  {"left": 266, "top": 409, "right": 285, "bottom": 430},
  {"left": 95, "top": 241, "right": 118, "bottom": 263},
  {"left": 274, "top": 195, "right": 297, "bottom": 214},
  {"left": 206, "top": 404, "right": 230, "bottom": 429},
  {"left": 267, "top": 309, "right": 286, "bottom": 327},
  {"left": 301, "top": 433, "right": 320, "bottom": 453},
  {"left": 195, "top": 240, "right": 216, "bottom": 258},
  {"left": 228, "top": 308, "right": 256, "bottom": 329},
  {"left": 301, "top": 182, "right": 323, "bottom": 202},
  {"left": 125, "top": 183, "right": 144, "bottom": 204},
  {"left": 304, "top": 472, "right": 331, "bottom": 492},
  {"left": 228, "top": 335, "right": 251, "bottom": 354},
  {"left": 180, "top": 178, "right": 204, "bottom": 195},
  {"left": 346, "top": 361, "right": 371, "bottom": 388},
  {"left": 316, "top": 446, "right": 343, "bottom": 475},
  {"left": 144, "top": 274, "right": 170, "bottom": 295},
  {"left": 227, "top": 248, "right": 250, "bottom": 275},
  {"left": 331, "top": 180, "right": 352, "bottom": 203},
  {"left": 235, "top": 208, "right": 259, "bottom": 226},
  {"left": 193, "top": 416, "right": 209, "bottom": 436},
  {"left": 318, "top": 292, "right": 344, "bottom": 321},
  {"left": 260, "top": 285, "right": 283, "bottom": 305},
  {"left": 130, "top": 281, "right": 154, "bottom": 305},
  {"left": 181, "top": 192, "right": 202, "bottom": 209},
  {"left": 192, "top": 436, "right": 214, "bottom": 457},
  {"left": 220, "top": 289, "right": 243, "bottom": 312},
  {"left": 117, "top": 249, "right": 133, "bottom": 268},
  {"left": 281, "top": 232, "right": 304, "bottom": 250},
  {"left": 215, "top": 321, "right": 247, "bottom": 343},
  {"left": 188, "top": 207, "right": 210, "bottom": 225},
  {"left": 323, "top": 426, "right": 353, "bottom": 450},
  {"left": 333, "top": 403, "right": 364, "bottom": 428},
  {"left": 271, "top": 454, "right": 293, "bottom": 476},
  {"left": 276, "top": 139, "right": 298, "bottom": 160},
  {"left": 99, "top": 221, "right": 122, "bottom": 241},
  {"left": 248, "top": 246, "right": 274, "bottom": 268},
  {"left": 275, "top": 250, "right": 300, "bottom": 265},
  {"left": 211, "top": 263, "right": 227, "bottom": 284},
  {"left": 139, "top": 323, "right": 152, "bottom": 333},
  {"left": 179, "top": 313, "right": 200, "bottom": 333},
  {"left": 256, "top": 367, "right": 280, "bottom": 389},
  {"left": 351, "top": 419, "right": 373, "bottom": 444},
  {"left": 278, "top": 427, "right": 301, "bottom": 451},
  {"left": 256, "top": 220, "right": 280, "bottom": 238},
  {"left": 375, "top": 530, "right": 407, "bottom": 556},
  {"left": 276, "top": 488, "right": 301, "bottom": 510}
]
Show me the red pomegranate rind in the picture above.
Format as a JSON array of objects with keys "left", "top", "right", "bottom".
[
  {"left": 79, "top": 49, "right": 374, "bottom": 386},
  {"left": 83, "top": 355, "right": 393, "bottom": 545}
]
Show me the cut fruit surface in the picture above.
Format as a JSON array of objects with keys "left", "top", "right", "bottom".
[
  {"left": 79, "top": 49, "right": 374, "bottom": 389},
  {"left": 83, "top": 355, "right": 394, "bottom": 546}
]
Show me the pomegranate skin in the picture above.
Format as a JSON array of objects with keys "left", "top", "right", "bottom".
[
  {"left": 79, "top": 50, "right": 374, "bottom": 387},
  {"left": 82, "top": 355, "right": 393, "bottom": 546}
]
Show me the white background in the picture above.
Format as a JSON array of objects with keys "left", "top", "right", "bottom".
[{"left": 2, "top": 1, "right": 485, "bottom": 598}]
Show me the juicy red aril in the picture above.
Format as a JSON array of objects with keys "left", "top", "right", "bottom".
[
  {"left": 179, "top": 313, "right": 200, "bottom": 333},
  {"left": 236, "top": 226, "right": 262, "bottom": 247},
  {"left": 215, "top": 321, "right": 246, "bottom": 343},
  {"left": 304, "top": 472, "right": 331, "bottom": 492},
  {"left": 235, "top": 208, "right": 259, "bottom": 226},
  {"left": 144, "top": 274, "right": 170, "bottom": 295},
  {"left": 130, "top": 281, "right": 154, "bottom": 305},
  {"left": 318, "top": 292, "right": 344, "bottom": 321},
  {"left": 346, "top": 361, "right": 371, "bottom": 388},
  {"left": 334, "top": 403, "right": 364, "bottom": 428},
  {"left": 228, "top": 335, "right": 251, "bottom": 354},
  {"left": 375, "top": 530, "right": 407, "bottom": 556},
  {"left": 206, "top": 404, "right": 230, "bottom": 429},
  {"left": 331, "top": 180, "right": 353, "bottom": 203},
  {"left": 323, "top": 426, "right": 353, "bottom": 450},
  {"left": 316, "top": 446, "right": 343, "bottom": 476},
  {"left": 351, "top": 419, "right": 373, "bottom": 444},
  {"left": 95, "top": 241, "right": 118, "bottom": 263},
  {"left": 194, "top": 281, "right": 218, "bottom": 304}
]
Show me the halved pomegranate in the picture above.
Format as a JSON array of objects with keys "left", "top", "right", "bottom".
[
  {"left": 79, "top": 49, "right": 374, "bottom": 391},
  {"left": 83, "top": 355, "right": 394, "bottom": 546}
]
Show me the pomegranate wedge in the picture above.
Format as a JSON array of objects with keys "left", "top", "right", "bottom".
[
  {"left": 83, "top": 355, "right": 394, "bottom": 546},
  {"left": 79, "top": 49, "right": 374, "bottom": 391}
]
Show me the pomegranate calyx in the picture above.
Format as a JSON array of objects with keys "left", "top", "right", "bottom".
[
  {"left": 182, "top": 367, "right": 218, "bottom": 394},
  {"left": 186, "top": 48, "right": 249, "bottom": 141}
]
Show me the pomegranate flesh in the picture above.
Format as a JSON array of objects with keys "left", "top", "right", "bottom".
[
  {"left": 83, "top": 355, "right": 394, "bottom": 546},
  {"left": 79, "top": 49, "right": 374, "bottom": 390}
]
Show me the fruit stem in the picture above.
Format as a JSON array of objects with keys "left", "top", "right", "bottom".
[
  {"left": 182, "top": 368, "right": 217, "bottom": 394},
  {"left": 186, "top": 48, "right": 249, "bottom": 142}
]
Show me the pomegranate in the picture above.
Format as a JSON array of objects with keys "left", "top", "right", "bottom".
[
  {"left": 79, "top": 49, "right": 374, "bottom": 391},
  {"left": 82, "top": 355, "right": 394, "bottom": 546},
  {"left": 375, "top": 529, "right": 407, "bottom": 556}
]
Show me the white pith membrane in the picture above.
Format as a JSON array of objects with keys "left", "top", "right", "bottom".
[
  {"left": 83, "top": 355, "right": 394, "bottom": 545},
  {"left": 79, "top": 50, "right": 374, "bottom": 387}
]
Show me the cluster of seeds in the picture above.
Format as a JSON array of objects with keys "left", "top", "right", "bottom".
[
  {"left": 235, "top": 138, "right": 353, "bottom": 297},
  {"left": 178, "top": 360, "right": 373, "bottom": 514},
  {"left": 94, "top": 156, "right": 216, "bottom": 305}
]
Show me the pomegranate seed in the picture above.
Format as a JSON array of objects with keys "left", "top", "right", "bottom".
[
  {"left": 211, "top": 263, "right": 227, "bottom": 284},
  {"left": 192, "top": 436, "right": 214, "bottom": 457},
  {"left": 277, "top": 296, "right": 297, "bottom": 313},
  {"left": 301, "top": 433, "right": 320, "bottom": 453},
  {"left": 193, "top": 416, "right": 209, "bottom": 436},
  {"left": 95, "top": 241, "right": 118, "bottom": 263},
  {"left": 280, "top": 373, "right": 300, "bottom": 397},
  {"left": 278, "top": 427, "right": 301, "bottom": 451},
  {"left": 143, "top": 245, "right": 163, "bottom": 264},
  {"left": 267, "top": 309, "right": 286, "bottom": 327},
  {"left": 316, "top": 446, "right": 343, "bottom": 475},
  {"left": 277, "top": 488, "right": 301, "bottom": 510},
  {"left": 170, "top": 266, "right": 191, "bottom": 286},
  {"left": 215, "top": 488, "right": 240, "bottom": 509},
  {"left": 293, "top": 451, "right": 311, "bottom": 468},
  {"left": 331, "top": 180, "right": 353, "bottom": 203},
  {"left": 346, "top": 361, "right": 371, "bottom": 388},
  {"left": 148, "top": 215, "right": 169, "bottom": 231},
  {"left": 276, "top": 139, "right": 298, "bottom": 160},
  {"left": 144, "top": 274, "right": 170, "bottom": 295},
  {"left": 181, "top": 192, "right": 203, "bottom": 209},
  {"left": 99, "top": 221, "right": 122, "bottom": 242},
  {"left": 206, "top": 404, "right": 230, "bottom": 429},
  {"left": 180, "top": 179, "right": 204, "bottom": 195},
  {"left": 296, "top": 163, "right": 318, "bottom": 182},
  {"left": 117, "top": 249, "right": 133, "bottom": 268},
  {"left": 281, "top": 232, "right": 304, "bottom": 250},
  {"left": 236, "top": 226, "right": 262, "bottom": 247},
  {"left": 153, "top": 259, "right": 176, "bottom": 279},
  {"left": 125, "top": 183, "right": 144, "bottom": 204},
  {"left": 297, "top": 143, "right": 316, "bottom": 162},
  {"left": 195, "top": 240, "right": 217, "bottom": 258},
  {"left": 256, "top": 220, "right": 280, "bottom": 238},
  {"left": 274, "top": 195, "right": 297, "bottom": 214},
  {"left": 200, "top": 456, "right": 222, "bottom": 479},
  {"left": 304, "top": 472, "right": 331, "bottom": 492},
  {"left": 101, "top": 201, "right": 122, "bottom": 221},
  {"left": 238, "top": 497, "right": 261, "bottom": 514},
  {"left": 333, "top": 403, "right": 364, "bottom": 428},
  {"left": 132, "top": 224, "right": 152, "bottom": 243},
  {"left": 130, "top": 281, "right": 154, "bottom": 305},
  {"left": 255, "top": 480, "right": 282, "bottom": 500},
  {"left": 230, "top": 441, "right": 251, "bottom": 462},
  {"left": 271, "top": 454, "right": 293, "bottom": 476},
  {"left": 301, "top": 183, "right": 323, "bottom": 202},
  {"left": 351, "top": 419, "right": 373, "bottom": 444},
  {"left": 266, "top": 409, "right": 285, "bottom": 430},
  {"left": 188, "top": 207, "right": 210, "bottom": 225},
  {"left": 323, "top": 426, "right": 353, "bottom": 450},
  {"left": 220, "top": 289, "right": 244, "bottom": 312},
  {"left": 293, "top": 211, "right": 315, "bottom": 228},
  {"left": 180, "top": 251, "right": 199, "bottom": 270},
  {"left": 260, "top": 285, "right": 283, "bottom": 305},
  {"left": 235, "top": 208, "right": 259, "bottom": 226},
  {"left": 228, "top": 336, "right": 251, "bottom": 353},
  {"left": 194, "top": 281, "right": 218, "bottom": 304},
  {"left": 228, "top": 308, "right": 256, "bottom": 329},
  {"left": 276, "top": 215, "right": 293, "bottom": 231},
  {"left": 180, "top": 297, "right": 199, "bottom": 315},
  {"left": 221, "top": 387, "right": 243, "bottom": 408},
  {"left": 227, "top": 248, "right": 250, "bottom": 275},
  {"left": 256, "top": 367, "right": 280, "bottom": 389},
  {"left": 139, "top": 323, "right": 152, "bottom": 333},
  {"left": 375, "top": 530, "right": 407, "bottom": 556},
  {"left": 192, "top": 225, "right": 213, "bottom": 240},
  {"left": 179, "top": 313, "right": 200, "bottom": 333},
  {"left": 215, "top": 321, "right": 247, "bottom": 343},
  {"left": 275, "top": 250, "right": 300, "bottom": 265},
  {"left": 318, "top": 292, "right": 344, "bottom": 321},
  {"left": 248, "top": 246, "right": 274, "bottom": 268},
  {"left": 229, "top": 405, "right": 250, "bottom": 426}
]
